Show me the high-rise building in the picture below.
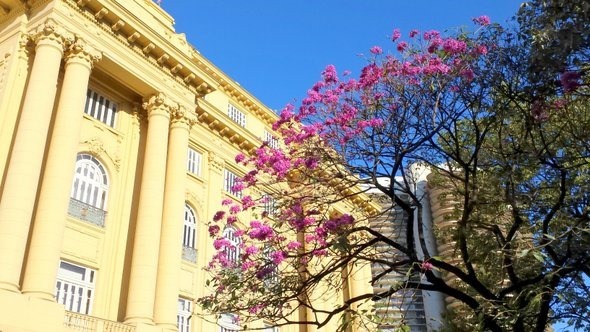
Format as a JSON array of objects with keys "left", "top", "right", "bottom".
[
  {"left": 366, "top": 173, "right": 448, "bottom": 332},
  {"left": 0, "top": 1, "right": 372, "bottom": 331}
]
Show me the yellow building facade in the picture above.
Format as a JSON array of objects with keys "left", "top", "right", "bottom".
[{"left": 0, "top": 1, "right": 374, "bottom": 331}]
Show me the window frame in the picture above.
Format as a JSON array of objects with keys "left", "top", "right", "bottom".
[
  {"left": 177, "top": 297, "right": 192, "bottom": 332},
  {"left": 223, "top": 169, "right": 243, "bottom": 198},
  {"left": 84, "top": 88, "right": 118, "bottom": 128},
  {"left": 222, "top": 226, "right": 241, "bottom": 266},
  {"left": 182, "top": 204, "right": 198, "bottom": 263},
  {"left": 55, "top": 260, "right": 96, "bottom": 315},
  {"left": 227, "top": 103, "right": 246, "bottom": 127},
  {"left": 187, "top": 147, "right": 202, "bottom": 176}
]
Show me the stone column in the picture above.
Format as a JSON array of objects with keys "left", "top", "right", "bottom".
[
  {"left": 125, "top": 93, "right": 174, "bottom": 325},
  {"left": 0, "top": 20, "right": 73, "bottom": 293},
  {"left": 154, "top": 107, "right": 196, "bottom": 330},
  {"left": 21, "top": 39, "right": 101, "bottom": 300}
]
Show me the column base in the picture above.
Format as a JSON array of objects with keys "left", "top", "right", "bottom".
[
  {"left": 156, "top": 322, "right": 178, "bottom": 332},
  {"left": 124, "top": 316, "right": 155, "bottom": 326},
  {"left": 0, "top": 290, "right": 65, "bottom": 331},
  {"left": 0, "top": 281, "right": 20, "bottom": 293},
  {"left": 21, "top": 289, "right": 55, "bottom": 301}
]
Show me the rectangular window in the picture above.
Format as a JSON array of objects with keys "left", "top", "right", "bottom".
[
  {"left": 227, "top": 104, "right": 246, "bottom": 127},
  {"left": 55, "top": 261, "right": 96, "bottom": 315},
  {"left": 84, "top": 89, "right": 117, "bottom": 127},
  {"left": 187, "top": 148, "right": 202, "bottom": 176},
  {"left": 223, "top": 169, "right": 242, "bottom": 198},
  {"left": 264, "top": 130, "right": 279, "bottom": 149},
  {"left": 263, "top": 194, "right": 277, "bottom": 217},
  {"left": 219, "top": 313, "right": 240, "bottom": 332},
  {"left": 177, "top": 298, "right": 192, "bottom": 332},
  {"left": 264, "top": 325, "right": 280, "bottom": 332}
]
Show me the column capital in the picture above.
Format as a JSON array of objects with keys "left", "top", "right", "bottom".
[
  {"left": 143, "top": 93, "right": 175, "bottom": 119},
  {"left": 30, "top": 19, "right": 74, "bottom": 51},
  {"left": 65, "top": 38, "right": 102, "bottom": 68},
  {"left": 170, "top": 106, "right": 197, "bottom": 129}
]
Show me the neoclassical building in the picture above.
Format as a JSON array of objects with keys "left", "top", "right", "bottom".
[{"left": 0, "top": 0, "right": 373, "bottom": 331}]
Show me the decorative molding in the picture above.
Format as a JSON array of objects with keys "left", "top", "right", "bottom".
[
  {"left": 207, "top": 152, "right": 224, "bottom": 173},
  {"left": 170, "top": 105, "right": 197, "bottom": 128},
  {"left": 142, "top": 92, "right": 175, "bottom": 119},
  {"left": 81, "top": 137, "right": 120, "bottom": 172},
  {"left": 30, "top": 18, "right": 74, "bottom": 50},
  {"left": 65, "top": 38, "right": 102, "bottom": 68}
]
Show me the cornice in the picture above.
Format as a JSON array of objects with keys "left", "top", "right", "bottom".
[
  {"left": 195, "top": 99, "right": 258, "bottom": 156},
  {"left": 62, "top": 0, "right": 215, "bottom": 97}
]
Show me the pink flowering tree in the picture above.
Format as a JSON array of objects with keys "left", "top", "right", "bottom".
[{"left": 199, "top": 12, "right": 590, "bottom": 332}]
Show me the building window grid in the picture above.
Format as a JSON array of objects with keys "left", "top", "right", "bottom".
[
  {"left": 55, "top": 261, "right": 96, "bottom": 315},
  {"left": 227, "top": 104, "right": 246, "bottom": 127},
  {"left": 84, "top": 89, "right": 117, "bottom": 127},
  {"left": 223, "top": 169, "right": 243, "bottom": 198},
  {"left": 219, "top": 313, "right": 240, "bottom": 332},
  {"left": 68, "top": 154, "right": 109, "bottom": 227},
  {"left": 264, "top": 130, "right": 279, "bottom": 149},
  {"left": 177, "top": 298, "right": 192, "bottom": 332},
  {"left": 264, "top": 325, "right": 280, "bottom": 332},
  {"left": 262, "top": 194, "right": 277, "bottom": 217},
  {"left": 182, "top": 204, "right": 198, "bottom": 262},
  {"left": 187, "top": 148, "right": 202, "bottom": 176},
  {"left": 223, "top": 227, "right": 241, "bottom": 266}
]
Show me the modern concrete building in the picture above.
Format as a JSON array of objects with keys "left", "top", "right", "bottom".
[
  {"left": 366, "top": 174, "right": 447, "bottom": 332},
  {"left": 0, "top": 1, "right": 373, "bottom": 331}
]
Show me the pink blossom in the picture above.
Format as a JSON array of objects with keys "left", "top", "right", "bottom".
[
  {"left": 256, "top": 266, "right": 275, "bottom": 279},
  {"left": 241, "top": 260, "right": 256, "bottom": 270},
  {"left": 241, "top": 195, "right": 255, "bottom": 209},
  {"left": 423, "top": 30, "right": 440, "bottom": 41},
  {"left": 244, "top": 245, "right": 259, "bottom": 255},
  {"left": 359, "top": 63, "right": 382, "bottom": 88},
  {"left": 421, "top": 261, "right": 434, "bottom": 271},
  {"left": 287, "top": 241, "right": 302, "bottom": 251},
  {"left": 221, "top": 198, "right": 233, "bottom": 206},
  {"left": 229, "top": 205, "right": 242, "bottom": 214},
  {"left": 391, "top": 29, "right": 401, "bottom": 42},
  {"left": 208, "top": 225, "right": 220, "bottom": 237},
  {"left": 248, "top": 304, "right": 264, "bottom": 314},
  {"left": 370, "top": 46, "right": 383, "bottom": 55},
  {"left": 270, "top": 251, "right": 286, "bottom": 265},
  {"left": 235, "top": 153, "right": 246, "bottom": 163},
  {"left": 213, "top": 211, "right": 225, "bottom": 222},
  {"left": 560, "top": 71, "right": 581, "bottom": 92},
  {"left": 248, "top": 220, "right": 274, "bottom": 240},
  {"left": 474, "top": 44, "right": 488, "bottom": 55},
  {"left": 226, "top": 215, "right": 237, "bottom": 224},
  {"left": 397, "top": 41, "right": 408, "bottom": 52},
  {"left": 473, "top": 15, "right": 491, "bottom": 26},
  {"left": 442, "top": 38, "right": 467, "bottom": 55},
  {"left": 213, "top": 238, "right": 231, "bottom": 250},
  {"left": 409, "top": 29, "right": 419, "bottom": 38},
  {"left": 230, "top": 181, "right": 245, "bottom": 193},
  {"left": 460, "top": 69, "right": 475, "bottom": 81},
  {"left": 321, "top": 65, "right": 338, "bottom": 84}
]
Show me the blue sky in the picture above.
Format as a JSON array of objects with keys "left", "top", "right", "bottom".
[{"left": 162, "top": 1, "right": 523, "bottom": 111}]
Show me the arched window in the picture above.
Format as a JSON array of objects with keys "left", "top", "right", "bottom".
[
  {"left": 182, "top": 204, "right": 198, "bottom": 263},
  {"left": 223, "top": 226, "right": 241, "bottom": 265},
  {"left": 68, "top": 154, "right": 108, "bottom": 226}
]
